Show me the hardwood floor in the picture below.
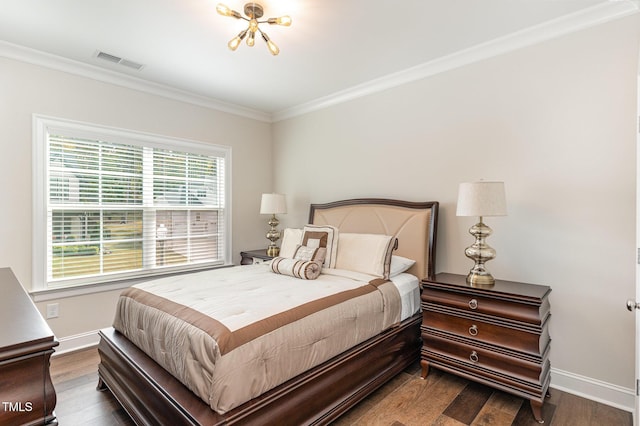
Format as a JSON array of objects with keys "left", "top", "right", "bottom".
[
  {"left": 51, "top": 348, "right": 632, "bottom": 425},
  {"left": 51, "top": 348, "right": 134, "bottom": 425}
]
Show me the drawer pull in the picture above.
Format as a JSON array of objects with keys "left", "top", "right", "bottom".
[
  {"left": 469, "top": 351, "right": 479, "bottom": 363},
  {"left": 468, "top": 325, "right": 478, "bottom": 336},
  {"left": 468, "top": 299, "right": 478, "bottom": 310}
]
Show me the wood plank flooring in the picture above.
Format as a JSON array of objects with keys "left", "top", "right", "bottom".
[{"left": 50, "top": 348, "right": 632, "bottom": 426}]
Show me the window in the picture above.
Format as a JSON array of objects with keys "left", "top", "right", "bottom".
[{"left": 33, "top": 115, "right": 231, "bottom": 291}]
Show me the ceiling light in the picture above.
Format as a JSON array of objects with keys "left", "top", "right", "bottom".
[{"left": 216, "top": 3, "right": 291, "bottom": 56}]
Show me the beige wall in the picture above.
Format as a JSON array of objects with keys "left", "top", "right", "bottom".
[
  {"left": 1, "top": 11, "right": 638, "bottom": 409},
  {"left": 0, "top": 57, "right": 272, "bottom": 338},
  {"left": 273, "top": 15, "right": 640, "bottom": 394}
]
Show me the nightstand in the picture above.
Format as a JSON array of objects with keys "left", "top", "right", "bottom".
[
  {"left": 420, "top": 273, "right": 551, "bottom": 423},
  {"left": 240, "top": 249, "right": 275, "bottom": 265}
]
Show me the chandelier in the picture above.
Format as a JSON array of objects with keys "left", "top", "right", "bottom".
[{"left": 216, "top": 3, "right": 292, "bottom": 56}]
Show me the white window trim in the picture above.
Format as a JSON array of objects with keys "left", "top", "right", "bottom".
[{"left": 31, "top": 114, "right": 233, "bottom": 298}]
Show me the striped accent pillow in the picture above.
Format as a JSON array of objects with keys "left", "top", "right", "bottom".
[
  {"left": 271, "top": 244, "right": 327, "bottom": 280},
  {"left": 271, "top": 257, "right": 323, "bottom": 280}
]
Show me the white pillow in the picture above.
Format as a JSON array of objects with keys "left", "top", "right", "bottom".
[
  {"left": 335, "top": 233, "right": 395, "bottom": 279},
  {"left": 302, "top": 225, "right": 339, "bottom": 268},
  {"left": 389, "top": 255, "right": 416, "bottom": 277},
  {"left": 279, "top": 228, "right": 303, "bottom": 258}
]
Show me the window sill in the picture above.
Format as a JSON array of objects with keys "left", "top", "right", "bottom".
[{"left": 30, "top": 264, "right": 234, "bottom": 302}]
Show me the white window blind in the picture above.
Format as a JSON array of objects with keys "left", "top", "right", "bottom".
[{"left": 33, "top": 116, "right": 231, "bottom": 290}]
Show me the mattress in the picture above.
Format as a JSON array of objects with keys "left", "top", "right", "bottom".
[{"left": 113, "top": 263, "right": 419, "bottom": 413}]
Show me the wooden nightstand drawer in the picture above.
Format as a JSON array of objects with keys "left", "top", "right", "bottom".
[
  {"left": 422, "top": 332, "right": 549, "bottom": 385},
  {"left": 422, "top": 308, "right": 550, "bottom": 356},
  {"left": 422, "top": 286, "right": 550, "bottom": 326}
]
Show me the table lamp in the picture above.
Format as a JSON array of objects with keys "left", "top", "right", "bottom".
[
  {"left": 456, "top": 181, "right": 507, "bottom": 286},
  {"left": 260, "top": 193, "right": 287, "bottom": 257}
]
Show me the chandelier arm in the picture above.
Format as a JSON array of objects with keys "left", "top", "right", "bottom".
[
  {"left": 256, "top": 18, "right": 282, "bottom": 23},
  {"left": 216, "top": 4, "right": 243, "bottom": 19},
  {"left": 259, "top": 29, "right": 279, "bottom": 55},
  {"left": 267, "top": 15, "right": 292, "bottom": 26}
]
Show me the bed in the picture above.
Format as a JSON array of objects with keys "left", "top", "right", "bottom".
[{"left": 97, "top": 198, "right": 439, "bottom": 425}]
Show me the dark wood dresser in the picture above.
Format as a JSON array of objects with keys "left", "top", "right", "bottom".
[
  {"left": 421, "top": 272, "right": 551, "bottom": 423},
  {"left": 0, "top": 268, "right": 58, "bottom": 425}
]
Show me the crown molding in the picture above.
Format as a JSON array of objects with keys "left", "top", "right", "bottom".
[
  {"left": 0, "top": 40, "right": 272, "bottom": 123},
  {"left": 1, "top": 1, "right": 637, "bottom": 124},
  {"left": 272, "top": 1, "right": 640, "bottom": 122}
]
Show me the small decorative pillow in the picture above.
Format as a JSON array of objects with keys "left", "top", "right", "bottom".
[
  {"left": 302, "top": 224, "right": 339, "bottom": 268},
  {"left": 293, "top": 245, "right": 327, "bottom": 263},
  {"left": 271, "top": 257, "right": 323, "bottom": 280},
  {"left": 280, "top": 228, "right": 303, "bottom": 258},
  {"left": 335, "top": 233, "right": 396, "bottom": 279}
]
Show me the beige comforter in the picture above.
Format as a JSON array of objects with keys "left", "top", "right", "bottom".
[{"left": 113, "top": 264, "right": 402, "bottom": 414}]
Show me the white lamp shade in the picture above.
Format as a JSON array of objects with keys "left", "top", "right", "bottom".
[
  {"left": 456, "top": 181, "right": 507, "bottom": 217},
  {"left": 260, "top": 193, "right": 287, "bottom": 214}
]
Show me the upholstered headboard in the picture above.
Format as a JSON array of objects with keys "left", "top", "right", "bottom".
[{"left": 309, "top": 199, "right": 439, "bottom": 280}]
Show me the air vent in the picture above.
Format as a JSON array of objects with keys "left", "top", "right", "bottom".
[
  {"left": 95, "top": 51, "right": 144, "bottom": 71},
  {"left": 119, "top": 59, "right": 144, "bottom": 70},
  {"left": 96, "top": 51, "right": 121, "bottom": 63}
]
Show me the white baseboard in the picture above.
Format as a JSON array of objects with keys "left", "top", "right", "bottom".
[
  {"left": 50, "top": 333, "right": 637, "bottom": 415},
  {"left": 551, "top": 367, "right": 635, "bottom": 413},
  {"left": 52, "top": 330, "right": 100, "bottom": 356}
]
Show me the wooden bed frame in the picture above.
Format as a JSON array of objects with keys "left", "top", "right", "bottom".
[{"left": 97, "top": 198, "right": 439, "bottom": 425}]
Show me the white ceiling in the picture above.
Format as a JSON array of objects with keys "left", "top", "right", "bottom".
[{"left": 0, "top": 1, "right": 637, "bottom": 121}]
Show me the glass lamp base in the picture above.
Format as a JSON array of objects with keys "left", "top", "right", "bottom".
[
  {"left": 464, "top": 218, "right": 497, "bottom": 287},
  {"left": 265, "top": 214, "right": 281, "bottom": 258}
]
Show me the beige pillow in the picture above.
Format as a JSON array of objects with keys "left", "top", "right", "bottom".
[
  {"left": 279, "top": 228, "right": 303, "bottom": 258},
  {"left": 302, "top": 225, "right": 339, "bottom": 268},
  {"left": 293, "top": 245, "right": 327, "bottom": 263},
  {"left": 335, "top": 233, "right": 396, "bottom": 279}
]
